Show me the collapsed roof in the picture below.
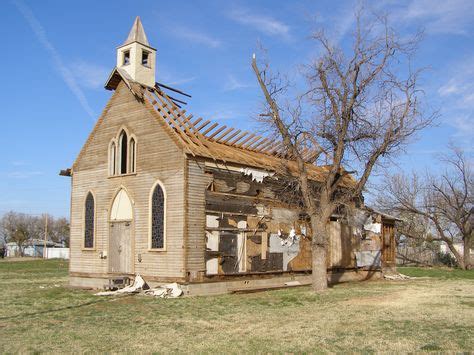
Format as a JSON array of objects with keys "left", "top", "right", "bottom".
[{"left": 104, "top": 68, "right": 356, "bottom": 187}]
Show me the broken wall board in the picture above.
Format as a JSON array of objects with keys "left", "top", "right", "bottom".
[
  {"left": 268, "top": 233, "right": 300, "bottom": 271},
  {"left": 355, "top": 250, "right": 381, "bottom": 267}
]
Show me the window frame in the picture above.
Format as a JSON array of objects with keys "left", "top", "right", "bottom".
[
  {"left": 108, "top": 139, "right": 117, "bottom": 176},
  {"left": 122, "top": 50, "right": 130, "bottom": 66},
  {"left": 129, "top": 135, "right": 137, "bottom": 174},
  {"left": 148, "top": 180, "right": 167, "bottom": 251},
  {"left": 141, "top": 49, "right": 150, "bottom": 67},
  {"left": 118, "top": 130, "right": 128, "bottom": 175},
  {"left": 82, "top": 191, "right": 96, "bottom": 250}
]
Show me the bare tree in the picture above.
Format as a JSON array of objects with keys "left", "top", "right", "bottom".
[
  {"left": 378, "top": 147, "right": 473, "bottom": 269},
  {"left": 48, "top": 216, "right": 70, "bottom": 247},
  {"left": 252, "top": 9, "right": 433, "bottom": 291},
  {"left": 0, "top": 211, "right": 42, "bottom": 256}
]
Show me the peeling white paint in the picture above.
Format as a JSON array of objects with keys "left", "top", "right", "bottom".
[{"left": 240, "top": 167, "right": 274, "bottom": 183}]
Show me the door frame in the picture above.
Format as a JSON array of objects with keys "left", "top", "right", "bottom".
[{"left": 108, "top": 187, "right": 135, "bottom": 274}]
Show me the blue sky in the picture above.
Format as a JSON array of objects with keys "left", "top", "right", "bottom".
[{"left": 1, "top": 0, "right": 473, "bottom": 217}]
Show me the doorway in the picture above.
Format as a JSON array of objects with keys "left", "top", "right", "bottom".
[{"left": 109, "top": 189, "right": 133, "bottom": 274}]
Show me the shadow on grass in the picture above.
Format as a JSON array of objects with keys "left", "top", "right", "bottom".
[{"left": 0, "top": 294, "right": 136, "bottom": 321}]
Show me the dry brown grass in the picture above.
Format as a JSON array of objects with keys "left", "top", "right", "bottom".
[{"left": 0, "top": 259, "right": 472, "bottom": 353}]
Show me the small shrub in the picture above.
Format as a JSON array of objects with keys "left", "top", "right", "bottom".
[{"left": 436, "top": 252, "right": 457, "bottom": 267}]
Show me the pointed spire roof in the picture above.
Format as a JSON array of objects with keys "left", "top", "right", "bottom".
[{"left": 122, "top": 16, "right": 150, "bottom": 47}]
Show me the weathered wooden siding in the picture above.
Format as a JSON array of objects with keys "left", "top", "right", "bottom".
[
  {"left": 70, "top": 81, "right": 186, "bottom": 282},
  {"left": 185, "top": 159, "right": 212, "bottom": 280},
  {"left": 328, "top": 222, "right": 355, "bottom": 268}
]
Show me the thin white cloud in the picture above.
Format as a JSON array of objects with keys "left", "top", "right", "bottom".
[
  {"left": 438, "top": 56, "right": 474, "bottom": 109},
  {"left": 397, "top": 0, "right": 474, "bottom": 35},
  {"left": 229, "top": 8, "right": 290, "bottom": 39},
  {"left": 4, "top": 171, "right": 44, "bottom": 179},
  {"left": 72, "top": 60, "right": 109, "bottom": 90},
  {"left": 172, "top": 26, "right": 221, "bottom": 48},
  {"left": 13, "top": 0, "right": 95, "bottom": 118},
  {"left": 167, "top": 76, "right": 197, "bottom": 87},
  {"left": 223, "top": 75, "right": 253, "bottom": 91}
]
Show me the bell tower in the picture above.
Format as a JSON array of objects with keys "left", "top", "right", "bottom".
[{"left": 116, "top": 17, "right": 156, "bottom": 87}]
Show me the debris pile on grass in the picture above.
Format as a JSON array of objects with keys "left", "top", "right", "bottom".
[
  {"left": 383, "top": 273, "right": 415, "bottom": 280},
  {"left": 94, "top": 275, "right": 183, "bottom": 298}
]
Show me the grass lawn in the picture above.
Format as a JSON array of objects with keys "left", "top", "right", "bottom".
[{"left": 0, "top": 259, "right": 473, "bottom": 353}]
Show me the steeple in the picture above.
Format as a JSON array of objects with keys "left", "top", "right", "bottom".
[
  {"left": 123, "top": 16, "right": 149, "bottom": 47},
  {"left": 116, "top": 16, "right": 156, "bottom": 87}
]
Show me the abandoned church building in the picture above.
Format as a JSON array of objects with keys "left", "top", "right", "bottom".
[{"left": 62, "top": 17, "right": 398, "bottom": 294}]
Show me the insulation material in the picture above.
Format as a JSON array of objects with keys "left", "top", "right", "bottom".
[
  {"left": 206, "top": 231, "right": 219, "bottom": 275},
  {"left": 269, "top": 233, "right": 300, "bottom": 271},
  {"left": 349, "top": 210, "right": 382, "bottom": 234},
  {"left": 206, "top": 214, "right": 219, "bottom": 228},
  {"left": 355, "top": 251, "right": 381, "bottom": 267},
  {"left": 95, "top": 275, "right": 146, "bottom": 296},
  {"left": 240, "top": 167, "right": 274, "bottom": 183},
  {"left": 364, "top": 219, "right": 382, "bottom": 234},
  {"left": 279, "top": 228, "right": 298, "bottom": 246},
  {"left": 144, "top": 283, "right": 183, "bottom": 298}
]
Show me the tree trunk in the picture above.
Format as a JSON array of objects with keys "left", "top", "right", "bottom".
[
  {"left": 311, "top": 217, "right": 328, "bottom": 292},
  {"left": 464, "top": 235, "right": 472, "bottom": 270},
  {"left": 445, "top": 239, "right": 465, "bottom": 270}
]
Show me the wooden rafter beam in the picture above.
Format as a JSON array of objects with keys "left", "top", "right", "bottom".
[
  {"left": 249, "top": 137, "right": 270, "bottom": 151},
  {"left": 202, "top": 122, "right": 219, "bottom": 136},
  {"left": 214, "top": 127, "right": 234, "bottom": 142},
  {"left": 208, "top": 125, "right": 227, "bottom": 139},
  {"left": 221, "top": 129, "right": 241, "bottom": 144},
  {"left": 242, "top": 135, "right": 262, "bottom": 149},
  {"left": 228, "top": 131, "right": 248, "bottom": 145},
  {"left": 259, "top": 140, "right": 276, "bottom": 152},
  {"left": 195, "top": 120, "right": 211, "bottom": 131},
  {"left": 192, "top": 117, "right": 203, "bottom": 126},
  {"left": 235, "top": 133, "right": 256, "bottom": 147}
]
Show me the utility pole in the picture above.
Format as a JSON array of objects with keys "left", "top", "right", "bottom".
[{"left": 43, "top": 214, "right": 48, "bottom": 259}]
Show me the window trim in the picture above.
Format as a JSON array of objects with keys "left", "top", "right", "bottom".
[
  {"left": 122, "top": 50, "right": 130, "bottom": 66},
  {"left": 148, "top": 180, "right": 167, "bottom": 251},
  {"left": 118, "top": 130, "right": 128, "bottom": 175},
  {"left": 82, "top": 190, "right": 96, "bottom": 250},
  {"left": 108, "top": 139, "right": 117, "bottom": 176},
  {"left": 128, "top": 135, "right": 137, "bottom": 174},
  {"left": 141, "top": 49, "right": 150, "bottom": 67},
  {"left": 109, "top": 127, "right": 137, "bottom": 177}
]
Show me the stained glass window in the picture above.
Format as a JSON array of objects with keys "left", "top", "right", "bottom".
[
  {"left": 151, "top": 183, "right": 164, "bottom": 249},
  {"left": 84, "top": 192, "right": 94, "bottom": 248}
]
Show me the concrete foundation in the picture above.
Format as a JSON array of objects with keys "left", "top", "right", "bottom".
[{"left": 70, "top": 268, "right": 382, "bottom": 295}]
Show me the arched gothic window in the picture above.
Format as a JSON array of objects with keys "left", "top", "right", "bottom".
[
  {"left": 84, "top": 192, "right": 95, "bottom": 248},
  {"left": 119, "top": 130, "right": 128, "bottom": 174},
  {"left": 109, "top": 129, "right": 136, "bottom": 176},
  {"left": 109, "top": 141, "right": 116, "bottom": 175},
  {"left": 129, "top": 137, "right": 136, "bottom": 173},
  {"left": 150, "top": 183, "right": 165, "bottom": 249}
]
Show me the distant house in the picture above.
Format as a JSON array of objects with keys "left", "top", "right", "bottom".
[
  {"left": 61, "top": 17, "right": 398, "bottom": 294},
  {"left": 6, "top": 239, "right": 68, "bottom": 258},
  {"left": 440, "top": 242, "right": 464, "bottom": 258}
]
